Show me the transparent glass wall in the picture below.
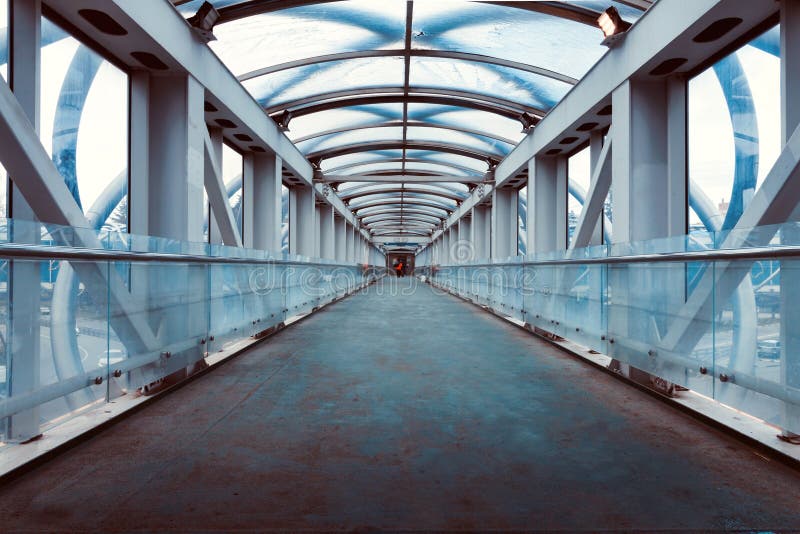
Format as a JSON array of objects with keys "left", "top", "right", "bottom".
[
  {"left": 0, "top": 218, "right": 381, "bottom": 443},
  {"left": 567, "top": 146, "right": 590, "bottom": 247},
  {"left": 518, "top": 186, "right": 527, "bottom": 256},
  {"left": 0, "top": 0, "right": 6, "bottom": 82},
  {"left": 222, "top": 143, "right": 244, "bottom": 237},
  {"left": 281, "top": 185, "right": 289, "bottom": 253},
  {"left": 429, "top": 222, "right": 800, "bottom": 434},
  {"left": 40, "top": 17, "right": 130, "bottom": 231},
  {"left": 688, "top": 25, "right": 780, "bottom": 231},
  {"left": 0, "top": 0, "right": 8, "bottom": 219}
]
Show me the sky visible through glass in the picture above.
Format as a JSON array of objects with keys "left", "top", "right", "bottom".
[{"left": 0, "top": 3, "right": 784, "bottom": 243}]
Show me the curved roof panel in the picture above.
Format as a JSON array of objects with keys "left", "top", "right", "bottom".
[{"left": 172, "top": 0, "right": 650, "bottom": 240}]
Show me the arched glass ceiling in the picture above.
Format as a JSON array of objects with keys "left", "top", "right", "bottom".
[
  {"left": 328, "top": 161, "right": 481, "bottom": 178},
  {"left": 173, "top": 0, "right": 651, "bottom": 237}
]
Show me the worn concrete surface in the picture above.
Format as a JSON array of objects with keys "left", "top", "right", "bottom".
[{"left": 1, "top": 277, "right": 800, "bottom": 532}]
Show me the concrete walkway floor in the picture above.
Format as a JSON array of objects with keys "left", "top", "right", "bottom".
[{"left": 1, "top": 277, "right": 800, "bottom": 532}]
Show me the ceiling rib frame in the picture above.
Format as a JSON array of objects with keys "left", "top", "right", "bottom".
[
  {"left": 237, "top": 49, "right": 579, "bottom": 85},
  {"left": 307, "top": 140, "right": 503, "bottom": 165},
  {"left": 293, "top": 120, "right": 518, "bottom": 146}
]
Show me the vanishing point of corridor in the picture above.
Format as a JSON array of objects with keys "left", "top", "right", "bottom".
[{"left": 1, "top": 278, "right": 799, "bottom": 532}]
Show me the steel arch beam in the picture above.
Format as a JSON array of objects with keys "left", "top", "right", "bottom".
[
  {"left": 340, "top": 186, "right": 467, "bottom": 203},
  {"left": 294, "top": 120, "right": 518, "bottom": 146},
  {"left": 372, "top": 229, "right": 431, "bottom": 237},
  {"left": 268, "top": 91, "right": 544, "bottom": 122},
  {"left": 239, "top": 49, "right": 578, "bottom": 85},
  {"left": 368, "top": 222, "right": 436, "bottom": 231},
  {"left": 309, "top": 141, "right": 502, "bottom": 165},
  {"left": 349, "top": 197, "right": 456, "bottom": 213},
  {"left": 360, "top": 209, "right": 447, "bottom": 222},
  {"left": 363, "top": 217, "right": 441, "bottom": 228},
  {"left": 325, "top": 173, "right": 486, "bottom": 184},
  {"left": 214, "top": 0, "right": 612, "bottom": 27},
  {"left": 340, "top": 180, "right": 468, "bottom": 195},
  {"left": 355, "top": 205, "right": 450, "bottom": 218},
  {"left": 326, "top": 157, "right": 486, "bottom": 176},
  {"left": 364, "top": 213, "right": 440, "bottom": 223}
]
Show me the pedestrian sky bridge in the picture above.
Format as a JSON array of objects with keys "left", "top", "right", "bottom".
[{"left": 0, "top": 0, "right": 799, "bottom": 531}]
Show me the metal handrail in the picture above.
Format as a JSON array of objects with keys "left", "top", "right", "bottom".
[
  {"left": 0, "top": 242, "right": 380, "bottom": 268},
  {"left": 433, "top": 244, "right": 800, "bottom": 268}
]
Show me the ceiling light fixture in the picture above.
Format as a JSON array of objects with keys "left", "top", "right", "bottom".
[
  {"left": 188, "top": 1, "right": 220, "bottom": 43},
  {"left": 598, "top": 7, "right": 631, "bottom": 47}
]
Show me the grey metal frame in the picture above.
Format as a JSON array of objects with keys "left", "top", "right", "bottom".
[
  {"left": 308, "top": 140, "right": 502, "bottom": 165},
  {"left": 239, "top": 49, "right": 578, "bottom": 85}
]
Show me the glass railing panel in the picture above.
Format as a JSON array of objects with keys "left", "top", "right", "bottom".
[
  {"left": 551, "top": 262, "right": 607, "bottom": 351},
  {"left": 107, "top": 260, "right": 209, "bottom": 394},
  {"left": 0, "top": 257, "right": 7, "bottom": 441},
  {"left": 0, "top": 217, "right": 384, "bottom": 443},
  {"left": 208, "top": 262, "right": 253, "bottom": 351},
  {"left": 606, "top": 260, "right": 714, "bottom": 394},
  {"left": 19, "top": 258, "right": 109, "bottom": 435},
  {"left": 711, "top": 257, "right": 800, "bottom": 434}
]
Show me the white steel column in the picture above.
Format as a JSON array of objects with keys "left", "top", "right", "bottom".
[
  {"left": 527, "top": 156, "right": 567, "bottom": 254},
  {"left": 334, "top": 215, "right": 347, "bottom": 262},
  {"left": 241, "top": 153, "right": 254, "bottom": 248},
  {"left": 450, "top": 224, "right": 459, "bottom": 262},
  {"left": 609, "top": 78, "right": 687, "bottom": 384},
  {"left": 289, "top": 184, "right": 316, "bottom": 257},
  {"left": 6, "top": 0, "right": 41, "bottom": 441},
  {"left": 129, "top": 71, "right": 149, "bottom": 237},
  {"left": 441, "top": 226, "right": 451, "bottom": 264},
  {"left": 313, "top": 203, "right": 322, "bottom": 258},
  {"left": 252, "top": 152, "right": 282, "bottom": 253},
  {"left": 491, "top": 187, "right": 518, "bottom": 259},
  {"left": 781, "top": 0, "right": 800, "bottom": 436},
  {"left": 347, "top": 224, "right": 356, "bottom": 262},
  {"left": 319, "top": 203, "right": 335, "bottom": 259},
  {"left": 471, "top": 204, "right": 490, "bottom": 260},
  {"left": 587, "top": 131, "right": 606, "bottom": 246},
  {"left": 358, "top": 237, "right": 365, "bottom": 265},
  {"left": 458, "top": 214, "right": 473, "bottom": 262},
  {"left": 611, "top": 80, "right": 684, "bottom": 243},
  {"left": 148, "top": 75, "right": 205, "bottom": 242},
  {"left": 146, "top": 73, "right": 207, "bottom": 387},
  {"left": 207, "top": 127, "right": 224, "bottom": 244}
]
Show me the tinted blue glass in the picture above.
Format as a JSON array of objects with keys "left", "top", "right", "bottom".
[
  {"left": 288, "top": 104, "right": 403, "bottom": 141},
  {"left": 406, "top": 150, "right": 489, "bottom": 172},
  {"left": 245, "top": 56, "right": 404, "bottom": 110},
  {"left": 322, "top": 150, "right": 404, "bottom": 172},
  {"left": 411, "top": 2, "right": 605, "bottom": 80},
  {"left": 208, "top": 0, "right": 406, "bottom": 76},
  {"left": 410, "top": 57, "right": 571, "bottom": 112},
  {"left": 297, "top": 127, "right": 403, "bottom": 155}
]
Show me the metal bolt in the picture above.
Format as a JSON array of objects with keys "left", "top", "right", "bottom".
[
  {"left": 609, "top": 338, "right": 615, "bottom": 344},
  {"left": 647, "top": 349, "right": 656, "bottom": 357},
  {"left": 576, "top": 327, "right": 580, "bottom": 332},
  {"left": 94, "top": 376, "right": 103, "bottom": 385},
  {"left": 163, "top": 351, "right": 171, "bottom": 359},
  {"left": 200, "top": 338, "right": 206, "bottom": 345},
  {"left": 601, "top": 335, "right": 606, "bottom": 341},
  {"left": 113, "top": 369, "right": 122, "bottom": 378},
  {"left": 209, "top": 335, "right": 215, "bottom": 341},
  {"left": 699, "top": 366, "right": 707, "bottom": 375},
  {"left": 719, "top": 373, "right": 731, "bottom": 383}
]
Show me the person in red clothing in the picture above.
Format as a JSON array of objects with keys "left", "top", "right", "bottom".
[{"left": 394, "top": 261, "right": 404, "bottom": 277}]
